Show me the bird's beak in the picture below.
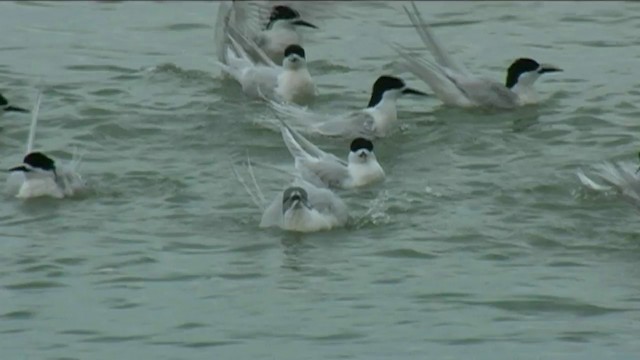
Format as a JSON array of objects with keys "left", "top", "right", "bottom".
[
  {"left": 402, "top": 87, "right": 429, "bottom": 96},
  {"left": 4, "top": 105, "right": 29, "bottom": 113},
  {"left": 539, "top": 64, "right": 562, "bottom": 74},
  {"left": 8, "top": 165, "right": 28, "bottom": 172},
  {"left": 292, "top": 19, "right": 318, "bottom": 29},
  {"left": 283, "top": 195, "right": 310, "bottom": 214}
]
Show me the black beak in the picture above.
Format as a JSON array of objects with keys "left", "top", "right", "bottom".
[
  {"left": 291, "top": 195, "right": 301, "bottom": 202},
  {"left": 538, "top": 67, "right": 562, "bottom": 74},
  {"left": 4, "top": 105, "right": 29, "bottom": 113},
  {"left": 359, "top": 152, "right": 367, "bottom": 159},
  {"left": 8, "top": 165, "right": 29, "bottom": 172},
  {"left": 402, "top": 87, "right": 429, "bottom": 96},
  {"left": 292, "top": 19, "right": 318, "bottom": 29}
]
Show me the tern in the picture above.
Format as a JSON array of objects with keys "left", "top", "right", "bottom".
[
  {"left": 214, "top": 1, "right": 319, "bottom": 66},
  {"left": 233, "top": 156, "right": 349, "bottom": 233},
  {"left": 266, "top": 75, "right": 427, "bottom": 139},
  {"left": 279, "top": 119, "right": 385, "bottom": 189},
  {"left": 6, "top": 92, "right": 85, "bottom": 199},
  {"left": 217, "top": 15, "right": 317, "bottom": 105},
  {"left": 391, "top": 1, "right": 562, "bottom": 109}
]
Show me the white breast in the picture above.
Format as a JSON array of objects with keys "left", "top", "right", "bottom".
[{"left": 16, "top": 178, "right": 64, "bottom": 199}]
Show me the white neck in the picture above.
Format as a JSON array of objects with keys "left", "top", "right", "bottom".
[
  {"left": 276, "top": 65, "right": 315, "bottom": 105},
  {"left": 346, "top": 154, "right": 385, "bottom": 188},
  {"left": 364, "top": 95, "right": 399, "bottom": 135},
  {"left": 511, "top": 72, "right": 541, "bottom": 105}
]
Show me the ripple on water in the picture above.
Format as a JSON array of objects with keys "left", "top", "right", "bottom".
[
  {"left": 146, "top": 340, "right": 241, "bottom": 348},
  {"left": 464, "top": 295, "right": 629, "bottom": 317},
  {"left": 4, "top": 280, "right": 67, "bottom": 290},
  {"left": 370, "top": 248, "right": 439, "bottom": 260},
  {"left": 1, "top": 310, "right": 37, "bottom": 320}
]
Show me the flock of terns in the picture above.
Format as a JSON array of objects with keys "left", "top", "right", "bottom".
[{"left": 1, "top": 1, "right": 638, "bottom": 232}]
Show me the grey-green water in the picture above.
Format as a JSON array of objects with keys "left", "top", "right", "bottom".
[{"left": 1, "top": 1, "right": 640, "bottom": 359}]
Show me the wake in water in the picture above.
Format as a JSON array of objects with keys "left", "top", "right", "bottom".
[{"left": 5, "top": 91, "right": 87, "bottom": 200}]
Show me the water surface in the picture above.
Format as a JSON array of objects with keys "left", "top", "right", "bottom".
[{"left": 1, "top": 1, "right": 640, "bottom": 359}]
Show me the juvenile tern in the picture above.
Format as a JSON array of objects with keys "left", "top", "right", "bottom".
[
  {"left": 266, "top": 75, "right": 427, "bottom": 139},
  {"left": 5, "top": 92, "right": 85, "bottom": 199},
  {"left": 217, "top": 19, "right": 317, "bottom": 105},
  {"left": 392, "top": 1, "right": 562, "bottom": 109},
  {"left": 214, "top": 1, "right": 319, "bottom": 65},
  {"left": 577, "top": 154, "right": 640, "bottom": 209},
  {"left": 233, "top": 156, "right": 348, "bottom": 232},
  {"left": 279, "top": 119, "right": 385, "bottom": 189},
  {"left": 0, "top": 92, "right": 28, "bottom": 114}
]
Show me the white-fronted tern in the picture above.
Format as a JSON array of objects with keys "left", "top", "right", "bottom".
[
  {"left": 266, "top": 75, "right": 427, "bottom": 139},
  {"left": 217, "top": 18, "right": 317, "bottom": 105},
  {"left": 391, "top": 1, "right": 562, "bottom": 109},
  {"left": 233, "top": 156, "right": 348, "bottom": 233},
  {"left": 0, "top": 92, "right": 28, "bottom": 115},
  {"left": 5, "top": 92, "right": 86, "bottom": 199},
  {"left": 214, "top": 1, "right": 319, "bottom": 66},
  {"left": 577, "top": 154, "right": 640, "bottom": 209},
  {"left": 279, "top": 119, "right": 385, "bottom": 189}
]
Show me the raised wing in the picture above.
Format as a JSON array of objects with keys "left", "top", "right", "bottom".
[
  {"left": 391, "top": 43, "right": 471, "bottom": 107},
  {"left": 298, "top": 158, "right": 349, "bottom": 189},
  {"left": 403, "top": 1, "right": 469, "bottom": 76},
  {"left": 278, "top": 118, "right": 345, "bottom": 164},
  {"left": 26, "top": 90, "right": 43, "bottom": 154}
]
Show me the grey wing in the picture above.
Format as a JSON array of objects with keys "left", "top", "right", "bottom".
[
  {"left": 213, "top": 2, "right": 233, "bottom": 63},
  {"left": 403, "top": 1, "right": 469, "bottom": 75},
  {"left": 244, "top": 66, "right": 281, "bottom": 98},
  {"left": 592, "top": 162, "right": 640, "bottom": 204},
  {"left": 391, "top": 43, "right": 470, "bottom": 106},
  {"left": 268, "top": 99, "right": 330, "bottom": 128},
  {"left": 280, "top": 119, "right": 346, "bottom": 165},
  {"left": 226, "top": 19, "right": 278, "bottom": 68},
  {"left": 227, "top": 1, "right": 267, "bottom": 40},
  {"left": 451, "top": 77, "right": 519, "bottom": 109},
  {"left": 313, "top": 110, "right": 376, "bottom": 139},
  {"left": 299, "top": 158, "right": 350, "bottom": 189},
  {"left": 299, "top": 180, "right": 349, "bottom": 221}
]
